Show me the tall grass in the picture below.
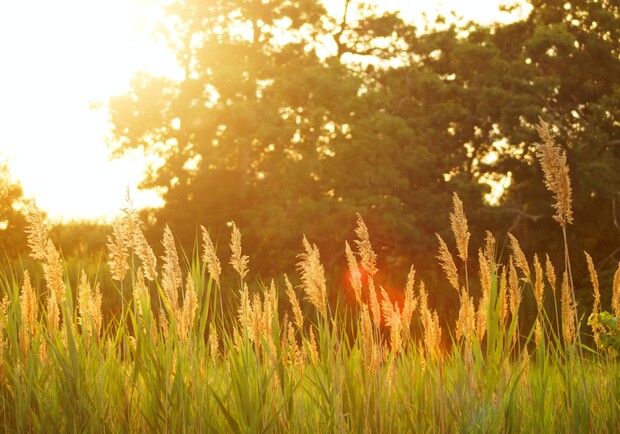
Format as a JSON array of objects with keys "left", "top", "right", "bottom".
[{"left": 0, "top": 120, "right": 619, "bottom": 432}]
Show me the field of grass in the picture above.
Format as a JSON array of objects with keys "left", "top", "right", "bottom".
[{"left": 0, "top": 120, "right": 619, "bottom": 432}]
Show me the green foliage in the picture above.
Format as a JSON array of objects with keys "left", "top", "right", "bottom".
[
  {"left": 0, "top": 160, "right": 27, "bottom": 257},
  {"left": 589, "top": 311, "right": 620, "bottom": 356}
]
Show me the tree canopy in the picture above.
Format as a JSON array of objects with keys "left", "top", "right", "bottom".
[{"left": 107, "top": 0, "right": 620, "bottom": 292}]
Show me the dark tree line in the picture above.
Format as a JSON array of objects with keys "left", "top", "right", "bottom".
[{"left": 105, "top": 0, "right": 620, "bottom": 302}]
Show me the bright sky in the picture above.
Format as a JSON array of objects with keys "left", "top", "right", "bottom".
[{"left": 0, "top": 0, "right": 529, "bottom": 222}]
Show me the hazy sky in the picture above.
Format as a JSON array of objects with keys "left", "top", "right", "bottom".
[{"left": 0, "top": 0, "right": 529, "bottom": 222}]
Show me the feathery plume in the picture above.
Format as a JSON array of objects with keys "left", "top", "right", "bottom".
[
  {"left": 20, "top": 271, "right": 37, "bottom": 358},
  {"left": 77, "top": 271, "right": 103, "bottom": 347},
  {"left": 476, "top": 288, "right": 489, "bottom": 342},
  {"left": 180, "top": 275, "right": 198, "bottom": 342},
  {"left": 450, "top": 193, "right": 470, "bottom": 263},
  {"left": 478, "top": 249, "right": 491, "bottom": 297},
  {"left": 535, "top": 118, "right": 573, "bottom": 226},
  {"left": 296, "top": 236, "right": 327, "bottom": 319},
  {"left": 135, "top": 229, "right": 157, "bottom": 281},
  {"left": 308, "top": 328, "right": 319, "bottom": 366},
  {"left": 284, "top": 274, "right": 304, "bottom": 331},
  {"left": 368, "top": 278, "right": 381, "bottom": 329},
  {"left": 209, "top": 327, "right": 219, "bottom": 363},
  {"left": 508, "top": 233, "right": 531, "bottom": 283},
  {"left": 229, "top": 222, "right": 249, "bottom": 281},
  {"left": 484, "top": 231, "right": 496, "bottom": 270},
  {"left": 584, "top": 252, "right": 600, "bottom": 319},
  {"left": 561, "top": 271, "right": 576, "bottom": 345},
  {"left": 360, "top": 304, "right": 376, "bottom": 371},
  {"left": 533, "top": 254, "right": 544, "bottom": 313},
  {"left": 401, "top": 266, "right": 417, "bottom": 346},
  {"left": 508, "top": 258, "right": 522, "bottom": 317},
  {"left": 499, "top": 265, "right": 508, "bottom": 325},
  {"left": 354, "top": 214, "right": 377, "bottom": 276},
  {"left": 107, "top": 219, "right": 130, "bottom": 282},
  {"left": 345, "top": 241, "right": 362, "bottom": 305},
  {"left": 436, "top": 234, "right": 459, "bottom": 291},
  {"left": 161, "top": 225, "right": 182, "bottom": 313},
  {"left": 456, "top": 288, "right": 475, "bottom": 342},
  {"left": 26, "top": 203, "right": 50, "bottom": 261},
  {"left": 201, "top": 225, "right": 221, "bottom": 287},
  {"left": 545, "top": 254, "right": 557, "bottom": 295}
]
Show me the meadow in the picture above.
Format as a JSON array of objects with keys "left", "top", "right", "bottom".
[{"left": 0, "top": 120, "right": 619, "bottom": 433}]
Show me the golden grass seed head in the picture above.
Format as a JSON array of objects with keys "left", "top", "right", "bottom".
[
  {"left": 368, "top": 277, "right": 381, "bottom": 329},
  {"left": 107, "top": 219, "right": 130, "bottom": 282},
  {"left": 536, "top": 118, "right": 573, "bottom": 227},
  {"left": 508, "top": 258, "right": 522, "bottom": 317},
  {"left": 47, "top": 288, "right": 60, "bottom": 332},
  {"left": 360, "top": 304, "right": 376, "bottom": 371},
  {"left": 561, "top": 271, "right": 576, "bottom": 345},
  {"left": 354, "top": 214, "right": 378, "bottom": 276},
  {"left": 584, "top": 252, "right": 600, "bottom": 317},
  {"left": 450, "top": 193, "right": 470, "bottom": 263},
  {"left": 308, "top": 328, "right": 319, "bottom": 366},
  {"left": 19, "top": 271, "right": 37, "bottom": 358},
  {"left": 484, "top": 231, "right": 496, "bottom": 270},
  {"left": 345, "top": 241, "right": 362, "bottom": 305},
  {"left": 25, "top": 203, "right": 50, "bottom": 262},
  {"left": 135, "top": 229, "right": 157, "bottom": 281},
  {"left": 402, "top": 266, "right": 417, "bottom": 346},
  {"left": 478, "top": 249, "right": 491, "bottom": 297},
  {"left": 508, "top": 233, "right": 531, "bottom": 284},
  {"left": 284, "top": 274, "right": 304, "bottom": 331},
  {"left": 456, "top": 288, "right": 475, "bottom": 342},
  {"left": 201, "top": 225, "right": 221, "bottom": 287},
  {"left": 161, "top": 225, "right": 182, "bottom": 313},
  {"left": 180, "top": 275, "right": 198, "bottom": 342},
  {"left": 545, "top": 254, "right": 557, "bottom": 295},
  {"left": 19, "top": 270, "right": 37, "bottom": 336},
  {"left": 534, "top": 318, "right": 543, "bottom": 347},
  {"left": 209, "top": 326, "right": 219, "bottom": 363},
  {"left": 229, "top": 222, "right": 249, "bottom": 281},
  {"left": 499, "top": 265, "right": 508, "bottom": 325},
  {"left": 296, "top": 236, "right": 328, "bottom": 319},
  {"left": 436, "top": 234, "right": 459, "bottom": 291},
  {"left": 533, "top": 254, "right": 544, "bottom": 313},
  {"left": 476, "top": 289, "right": 489, "bottom": 342}
]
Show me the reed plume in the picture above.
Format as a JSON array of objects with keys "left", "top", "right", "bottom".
[
  {"left": 296, "top": 236, "right": 327, "bottom": 319},
  {"left": 19, "top": 271, "right": 37, "bottom": 358},
  {"left": 401, "top": 266, "right": 417, "bottom": 347},
  {"left": 179, "top": 275, "right": 198, "bottom": 342},
  {"left": 561, "top": 271, "right": 576, "bottom": 345},
  {"left": 77, "top": 271, "right": 102, "bottom": 347},
  {"left": 450, "top": 193, "right": 470, "bottom": 263},
  {"left": 161, "top": 225, "right": 182, "bottom": 314},
  {"left": 107, "top": 219, "right": 130, "bottom": 282},
  {"left": 284, "top": 274, "right": 304, "bottom": 331},
  {"left": 545, "top": 254, "right": 557, "bottom": 295},
  {"left": 584, "top": 252, "right": 601, "bottom": 343},
  {"left": 345, "top": 241, "right": 362, "bottom": 305},
  {"left": 535, "top": 118, "right": 573, "bottom": 227},
  {"left": 229, "top": 222, "right": 249, "bottom": 282},
  {"left": 508, "top": 233, "right": 531, "bottom": 284},
  {"left": 533, "top": 254, "right": 544, "bottom": 313},
  {"left": 436, "top": 234, "right": 459, "bottom": 292},
  {"left": 201, "top": 225, "right": 221, "bottom": 287},
  {"left": 354, "top": 214, "right": 377, "bottom": 276}
]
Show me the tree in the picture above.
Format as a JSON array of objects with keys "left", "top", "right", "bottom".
[
  {"left": 108, "top": 0, "right": 410, "bottom": 275},
  {"left": 0, "top": 160, "right": 27, "bottom": 258}
]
